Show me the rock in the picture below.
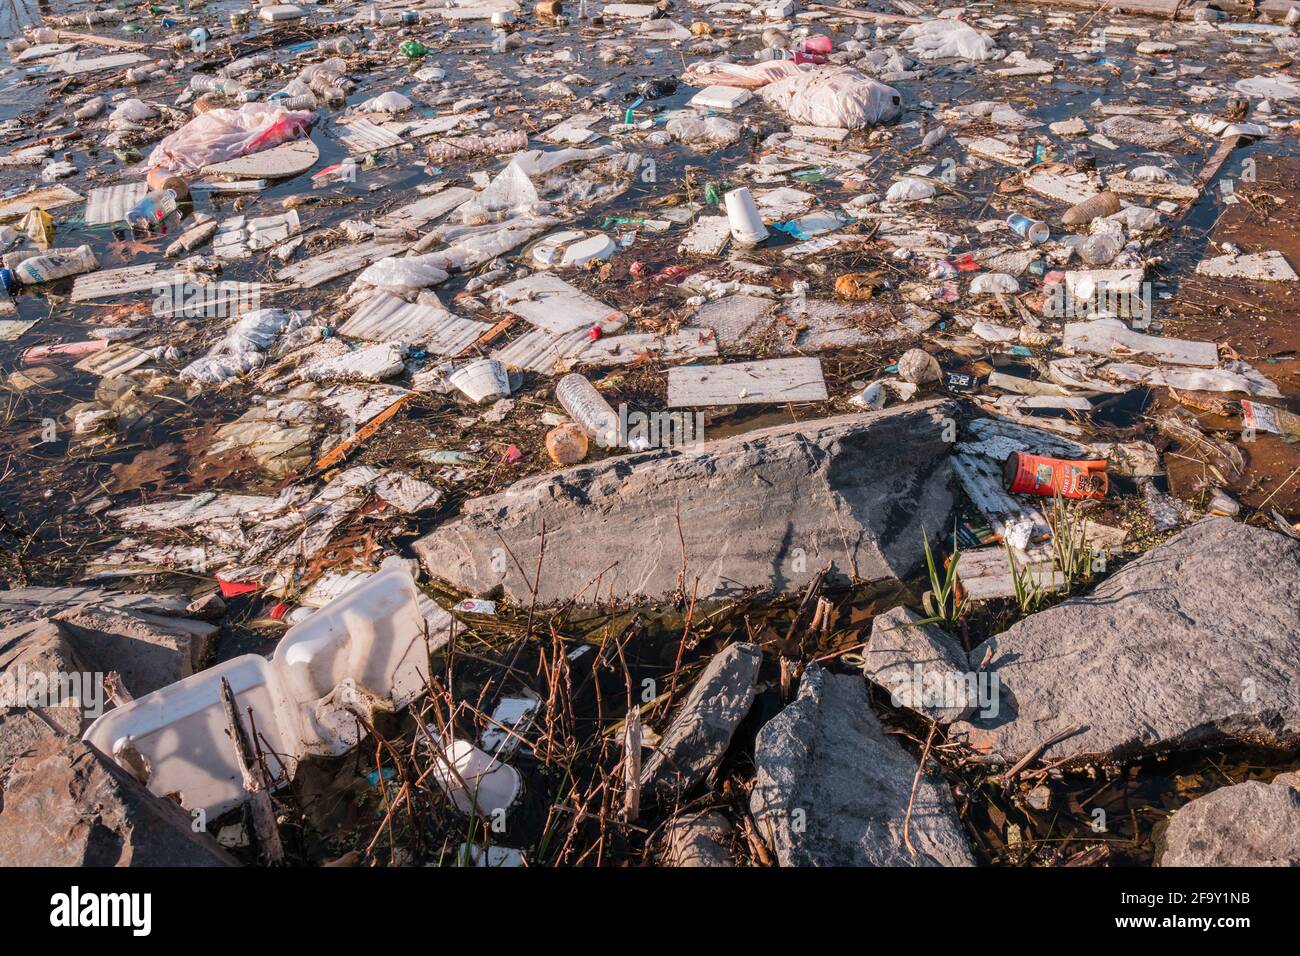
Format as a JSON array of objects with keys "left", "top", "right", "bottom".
[
  {"left": 1159, "top": 774, "right": 1300, "bottom": 866},
  {"left": 0, "top": 586, "right": 193, "bottom": 619},
  {"left": 863, "top": 605, "right": 977, "bottom": 724},
  {"left": 414, "top": 402, "right": 957, "bottom": 606},
  {"left": 662, "top": 810, "right": 734, "bottom": 866},
  {"left": 897, "top": 348, "right": 941, "bottom": 385},
  {"left": 641, "top": 643, "right": 762, "bottom": 802},
  {"left": 0, "top": 736, "right": 237, "bottom": 866},
  {"left": 749, "top": 664, "right": 975, "bottom": 866},
  {"left": 1, "top": 620, "right": 99, "bottom": 778},
  {"left": 54, "top": 605, "right": 217, "bottom": 697},
  {"left": 950, "top": 519, "right": 1300, "bottom": 764},
  {"left": 1098, "top": 115, "right": 1181, "bottom": 149}
]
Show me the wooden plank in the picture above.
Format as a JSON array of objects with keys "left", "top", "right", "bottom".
[
  {"left": 48, "top": 52, "right": 152, "bottom": 75},
  {"left": 666, "top": 358, "right": 828, "bottom": 407},
  {"left": 0, "top": 185, "right": 83, "bottom": 222},
  {"left": 55, "top": 30, "right": 149, "bottom": 50},
  {"left": 70, "top": 263, "right": 187, "bottom": 302}
]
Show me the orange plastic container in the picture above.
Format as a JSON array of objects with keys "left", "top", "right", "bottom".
[{"left": 1003, "top": 452, "right": 1107, "bottom": 500}]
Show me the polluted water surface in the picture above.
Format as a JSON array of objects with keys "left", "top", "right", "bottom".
[{"left": 0, "top": 0, "right": 1296, "bottom": 874}]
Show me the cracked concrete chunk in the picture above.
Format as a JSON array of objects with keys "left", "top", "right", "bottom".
[
  {"left": 414, "top": 401, "right": 958, "bottom": 606},
  {"left": 950, "top": 518, "right": 1300, "bottom": 764},
  {"left": 641, "top": 642, "right": 762, "bottom": 802},
  {"left": 0, "top": 736, "right": 237, "bottom": 867},
  {"left": 864, "top": 606, "right": 977, "bottom": 724},
  {"left": 1159, "top": 774, "right": 1300, "bottom": 866},
  {"left": 750, "top": 664, "right": 975, "bottom": 867}
]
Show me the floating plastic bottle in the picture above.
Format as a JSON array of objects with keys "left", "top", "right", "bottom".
[
  {"left": 15, "top": 245, "right": 99, "bottom": 285},
  {"left": 556, "top": 373, "right": 619, "bottom": 448},
  {"left": 191, "top": 74, "right": 243, "bottom": 95},
  {"left": 125, "top": 189, "right": 179, "bottom": 233}
]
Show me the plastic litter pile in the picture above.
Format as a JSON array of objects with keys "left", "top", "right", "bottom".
[{"left": 1, "top": 0, "right": 1299, "bottom": 870}]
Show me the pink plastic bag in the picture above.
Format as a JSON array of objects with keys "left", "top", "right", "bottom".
[{"left": 147, "top": 103, "right": 314, "bottom": 174}]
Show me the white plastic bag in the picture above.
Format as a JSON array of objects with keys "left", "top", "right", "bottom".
[
  {"left": 681, "top": 58, "right": 805, "bottom": 89},
  {"left": 886, "top": 177, "right": 936, "bottom": 203},
  {"left": 970, "top": 273, "right": 1019, "bottom": 294},
  {"left": 458, "top": 162, "right": 543, "bottom": 224},
  {"left": 665, "top": 114, "right": 742, "bottom": 145},
  {"left": 359, "top": 91, "right": 413, "bottom": 113},
  {"left": 758, "top": 67, "right": 901, "bottom": 129},
  {"left": 901, "top": 20, "right": 1001, "bottom": 61},
  {"left": 180, "top": 308, "right": 311, "bottom": 384},
  {"left": 356, "top": 255, "right": 450, "bottom": 292},
  {"left": 147, "top": 103, "right": 314, "bottom": 174}
]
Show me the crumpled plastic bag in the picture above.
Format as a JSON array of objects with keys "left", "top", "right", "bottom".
[
  {"left": 902, "top": 20, "right": 1001, "bottom": 61},
  {"left": 357, "top": 255, "right": 450, "bottom": 292},
  {"left": 109, "top": 98, "right": 158, "bottom": 130},
  {"left": 459, "top": 162, "right": 544, "bottom": 225},
  {"left": 1128, "top": 165, "right": 1172, "bottom": 183},
  {"left": 148, "top": 103, "right": 314, "bottom": 174},
  {"left": 665, "top": 114, "right": 742, "bottom": 145},
  {"left": 422, "top": 215, "right": 560, "bottom": 273},
  {"left": 359, "top": 90, "right": 413, "bottom": 113},
  {"left": 886, "top": 177, "right": 936, "bottom": 202},
  {"left": 970, "top": 273, "right": 1019, "bottom": 294},
  {"left": 758, "top": 67, "right": 901, "bottom": 130},
  {"left": 681, "top": 58, "right": 805, "bottom": 89},
  {"left": 180, "top": 308, "right": 311, "bottom": 384}
]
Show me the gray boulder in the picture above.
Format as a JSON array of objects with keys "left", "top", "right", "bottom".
[
  {"left": 750, "top": 664, "right": 975, "bottom": 866},
  {"left": 53, "top": 605, "right": 216, "bottom": 696},
  {"left": 414, "top": 402, "right": 957, "bottom": 606},
  {"left": 863, "top": 605, "right": 977, "bottom": 724},
  {"left": 641, "top": 642, "right": 762, "bottom": 802},
  {"left": 1, "top": 620, "right": 99, "bottom": 778},
  {"left": 1159, "top": 773, "right": 1300, "bottom": 866},
  {"left": 950, "top": 518, "right": 1300, "bottom": 764},
  {"left": 0, "top": 736, "right": 237, "bottom": 866},
  {"left": 662, "top": 811, "right": 735, "bottom": 867}
]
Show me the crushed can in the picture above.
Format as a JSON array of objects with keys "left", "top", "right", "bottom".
[{"left": 1003, "top": 451, "right": 1108, "bottom": 500}]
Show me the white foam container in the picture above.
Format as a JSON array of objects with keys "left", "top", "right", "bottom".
[
  {"left": 689, "top": 85, "right": 753, "bottom": 111},
  {"left": 83, "top": 563, "right": 432, "bottom": 819},
  {"left": 448, "top": 358, "right": 511, "bottom": 404},
  {"left": 724, "top": 187, "right": 769, "bottom": 247},
  {"left": 432, "top": 738, "right": 522, "bottom": 816}
]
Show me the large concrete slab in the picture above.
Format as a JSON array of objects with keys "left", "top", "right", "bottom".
[
  {"left": 414, "top": 401, "right": 958, "bottom": 606},
  {"left": 950, "top": 519, "right": 1300, "bottom": 765}
]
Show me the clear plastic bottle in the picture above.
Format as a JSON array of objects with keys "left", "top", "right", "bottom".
[
  {"left": 15, "top": 245, "right": 99, "bottom": 285},
  {"left": 191, "top": 74, "right": 243, "bottom": 95},
  {"left": 556, "top": 373, "right": 619, "bottom": 448},
  {"left": 125, "top": 190, "right": 179, "bottom": 234}
]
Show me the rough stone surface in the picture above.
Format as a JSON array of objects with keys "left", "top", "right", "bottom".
[
  {"left": 1159, "top": 773, "right": 1300, "bottom": 867},
  {"left": 641, "top": 642, "right": 762, "bottom": 802},
  {"left": 414, "top": 402, "right": 957, "bottom": 605},
  {"left": 1, "top": 620, "right": 98, "bottom": 778},
  {"left": 54, "top": 605, "right": 217, "bottom": 696},
  {"left": 863, "top": 605, "right": 976, "bottom": 724},
  {"left": 662, "top": 811, "right": 734, "bottom": 867},
  {"left": 750, "top": 664, "right": 975, "bottom": 867},
  {"left": 0, "top": 736, "right": 237, "bottom": 867},
  {"left": 950, "top": 519, "right": 1300, "bottom": 764}
]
